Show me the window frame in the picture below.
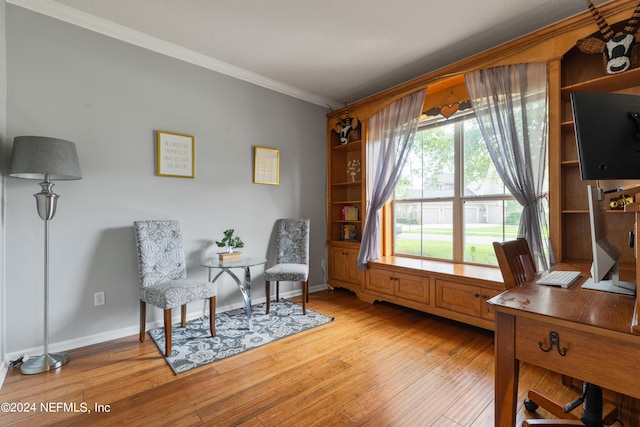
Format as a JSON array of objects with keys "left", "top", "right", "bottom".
[{"left": 391, "top": 112, "right": 517, "bottom": 266}]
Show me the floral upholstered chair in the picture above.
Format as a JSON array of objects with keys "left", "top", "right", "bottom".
[
  {"left": 264, "top": 218, "right": 310, "bottom": 314},
  {"left": 134, "top": 220, "right": 216, "bottom": 356}
]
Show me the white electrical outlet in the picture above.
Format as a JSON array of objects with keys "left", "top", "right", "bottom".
[{"left": 94, "top": 291, "right": 105, "bottom": 306}]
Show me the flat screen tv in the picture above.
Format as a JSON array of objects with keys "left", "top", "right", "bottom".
[{"left": 570, "top": 92, "right": 640, "bottom": 181}]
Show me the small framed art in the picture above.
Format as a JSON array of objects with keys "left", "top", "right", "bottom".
[
  {"left": 253, "top": 146, "right": 280, "bottom": 185},
  {"left": 157, "top": 131, "right": 195, "bottom": 178}
]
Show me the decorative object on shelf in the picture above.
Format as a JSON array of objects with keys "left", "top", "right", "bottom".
[
  {"left": 341, "top": 205, "right": 359, "bottom": 220},
  {"left": 157, "top": 130, "right": 195, "bottom": 178},
  {"left": 609, "top": 194, "right": 635, "bottom": 209},
  {"left": 216, "top": 229, "right": 244, "bottom": 260},
  {"left": 253, "top": 146, "right": 280, "bottom": 185},
  {"left": 328, "top": 98, "right": 359, "bottom": 145},
  {"left": 577, "top": 1, "right": 640, "bottom": 75},
  {"left": 346, "top": 159, "right": 361, "bottom": 182},
  {"left": 341, "top": 224, "right": 357, "bottom": 241},
  {"left": 9, "top": 136, "right": 82, "bottom": 374}
]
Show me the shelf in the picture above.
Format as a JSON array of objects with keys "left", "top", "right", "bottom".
[
  {"left": 562, "top": 209, "right": 633, "bottom": 214},
  {"left": 560, "top": 121, "right": 574, "bottom": 132},
  {"left": 331, "top": 139, "right": 361, "bottom": 151},
  {"left": 561, "top": 159, "right": 579, "bottom": 167},
  {"left": 561, "top": 67, "right": 640, "bottom": 99},
  {"left": 328, "top": 239, "right": 360, "bottom": 245},
  {"left": 332, "top": 180, "right": 362, "bottom": 186},
  {"left": 332, "top": 200, "right": 362, "bottom": 205}
]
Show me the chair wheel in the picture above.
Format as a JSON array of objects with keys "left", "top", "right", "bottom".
[{"left": 524, "top": 398, "right": 539, "bottom": 413}]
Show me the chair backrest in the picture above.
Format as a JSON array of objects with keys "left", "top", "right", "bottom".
[
  {"left": 274, "top": 218, "right": 310, "bottom": 266},
  {"left": 133, "top": 220, "right": 187, "bottom": 288},
  {"left": 493, "top": 238, "right": 537, "bottom": 289}
]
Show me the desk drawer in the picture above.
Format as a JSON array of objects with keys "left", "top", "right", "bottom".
[{"left": 515, "top": 317, "right": 640, "bottom": 399}]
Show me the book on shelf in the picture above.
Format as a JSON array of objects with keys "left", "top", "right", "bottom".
[
  {"left": 340, "top": 224, "right": 357, "bottom": 241},
  {"left": 341, "top": 205, "right": 359, "bottom": 221}
]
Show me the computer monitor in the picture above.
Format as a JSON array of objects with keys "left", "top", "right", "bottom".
[
  {"left": 570, "top": 92, "right": 640, "bottom": 182},
  {"left": 581, "top": 185, "right": 635, "bottom": 295},
  {"left": 571, "top": 92, "right": 639, "bottom": 295}
]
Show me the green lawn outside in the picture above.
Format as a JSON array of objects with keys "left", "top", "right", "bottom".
[{"left": 395, "top": 225, "right": 519, "bottom": 265}]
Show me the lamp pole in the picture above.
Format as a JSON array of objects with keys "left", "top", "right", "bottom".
[{"left": 20, "top": 175, "right": 69, "bottom": 374}]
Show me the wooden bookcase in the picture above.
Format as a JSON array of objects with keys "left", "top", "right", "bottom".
[
  {"left": 326, "top": 123, "right": 366, "bottom": 292},
  {"left": 558, "top": 44, "right": 640, "bottom": 270}
]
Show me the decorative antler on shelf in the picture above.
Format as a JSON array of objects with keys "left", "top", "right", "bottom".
[
  {"left": 328, "top": 98, "right": 359, "bottom": 145},
  {"left": 577, "top": 1, "right": 640, "bottom": 74}
]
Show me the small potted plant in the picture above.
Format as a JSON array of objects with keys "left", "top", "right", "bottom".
[{"left": 216, "top": 229, "right": 244, "bottom": 260}]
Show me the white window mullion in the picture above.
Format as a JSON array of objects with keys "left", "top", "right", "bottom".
[{"left": 453, "top": 121, "right": 464, "bottom": 262}]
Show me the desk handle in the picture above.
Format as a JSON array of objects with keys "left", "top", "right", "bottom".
[{"left": 538, "top": 331, "right": 567, "bottom": 356}]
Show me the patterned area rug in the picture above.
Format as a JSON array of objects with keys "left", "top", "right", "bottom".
[{"left": 149, "top": 300, "right": 333, "bottom": 374}]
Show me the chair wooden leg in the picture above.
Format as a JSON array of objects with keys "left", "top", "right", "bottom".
[
  {"left": 139, "top": 300, "right": 146, "bottom": 342},
  {"left": 164, "top": 309, "right": 172, "bottom": 357},
  {"left": 181, "top": 304, "right": 187, "bottom": 328},
  {"left": 276, "top": 281, "right": 280, "bottom": 301},
  {"left": 209, "top": 296, "right": 216, "bottom": 337},
  {"left": 302, "top": 281, "right": 308, "bottom": 315},
  {"left": 266, "top": 281, "right": 271, "bottom": 314},
  {"left": 527, "top": 390, "right": 578, "bottom": 420}
]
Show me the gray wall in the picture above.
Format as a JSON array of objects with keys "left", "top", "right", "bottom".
[
  {"left": 0, "top": 1, "right": 6, "bottom": 367},
  {"left": 3, "top": 6, "right": 327, "bottom": 355}
]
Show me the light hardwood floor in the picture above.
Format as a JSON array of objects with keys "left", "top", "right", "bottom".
[{"left": 0, "top": 289, "right": 637, "bottom": 426}]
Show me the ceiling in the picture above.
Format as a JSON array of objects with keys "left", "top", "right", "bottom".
[{"left": 14, "top": 0, "right": 609, "bottom": 106}]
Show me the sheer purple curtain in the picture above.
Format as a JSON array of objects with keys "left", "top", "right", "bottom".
[
  {"left": 465, "top": 63, "right": 552, "bottom": 270},
  {"left": 357, "top": 89, "right": 426, "bottom": 270}
]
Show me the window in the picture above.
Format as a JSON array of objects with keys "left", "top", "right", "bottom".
[{"left": 393, "top": 114, "right": 522, "bottom": 266}]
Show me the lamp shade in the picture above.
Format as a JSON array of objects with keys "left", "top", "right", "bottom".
[{"left": 9, "top": 136, "right": 82, "bottom": 180}]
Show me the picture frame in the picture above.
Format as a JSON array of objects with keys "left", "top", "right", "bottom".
[
  {"left": 157, "top": 130, "right": 195, "bottom": 178},
  {"left": 253, "top": 146, "right": 280, "bottom": 185}
]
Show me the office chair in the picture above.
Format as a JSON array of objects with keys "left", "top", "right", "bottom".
[{"left": 493, "top": 239, "right": 618, "bottom": 426}]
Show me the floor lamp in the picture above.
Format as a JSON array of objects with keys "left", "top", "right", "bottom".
[{"left": 9, "top": 136, "right": 82, "bottom": 374}]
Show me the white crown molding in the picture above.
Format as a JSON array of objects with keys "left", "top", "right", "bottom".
[{"left": 7, "top": 0, "right": 335, "bottom": 107}]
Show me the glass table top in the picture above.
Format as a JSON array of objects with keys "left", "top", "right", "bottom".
[{"left": 200, "top": 257, "right": 267, "bottom": 268}]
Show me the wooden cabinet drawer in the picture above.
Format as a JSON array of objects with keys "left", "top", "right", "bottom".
[
  {"left": 435, "top": 279, "right": 498, "bottom": 319},
  {"left": 435, "top": 279, "right": 481, "bottom": 317},
  {"left": 395, "top": 272, "right": 430, "bottom": 304},
  {"left": 328, "top": 245, "right": 362, "bottom": 289},
  {"left": 366, "top": 267, "right": 430, "bottom": 303},
  {"left": 365, "top": 268, "right": 395, "bottom": 295},
  {"left": 515, "top": 316, "right": 640, "bottom": 398}
]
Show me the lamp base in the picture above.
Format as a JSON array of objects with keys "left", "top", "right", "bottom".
[{"left": 20, "top": 352, "right": 69, "bottom": 375}]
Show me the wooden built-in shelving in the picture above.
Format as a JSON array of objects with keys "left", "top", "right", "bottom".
[{"left": 559, "top": 42, "right": 639, "bottom": 269}]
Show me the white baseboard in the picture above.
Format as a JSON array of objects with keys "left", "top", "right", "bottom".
[{"left": 2, "top": 284, "right": 328, "bottom": 383}]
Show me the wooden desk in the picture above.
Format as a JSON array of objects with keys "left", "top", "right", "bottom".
[{"left": 487, "top": 266, "right": 640, "bottom": 427}]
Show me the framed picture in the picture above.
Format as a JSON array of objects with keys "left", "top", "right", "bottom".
[
  {"left": 157, "top": 131, "right": 195, "bottom": 178},
  {"left": 253, "top": 146, "right": 280, "bottom": 185}
]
